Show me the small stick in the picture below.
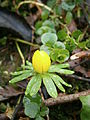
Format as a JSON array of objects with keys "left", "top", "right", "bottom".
[
  {"left": 17, "top": 0, "right": 54, "bottom": 14},
  {"left": 70, "top": 58, "right": 88, "bottom": 69},
  {"left": 65, "top": 74, "right": 90, "bottom": 82},
  {"left": 44, "top": 89, "right": 90, "bottom": 106},
  {"left": 11, "top": 95, "right": 24, "bottom": 120},
  {"left": 39, "top": 88, "right": 50, "bottom": 120},
  {"left": 39, "top": 88, "right": 45, "bottom": 102}
]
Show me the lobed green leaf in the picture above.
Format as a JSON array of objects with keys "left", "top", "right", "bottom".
[
  {"left": 41, "top": 33, "right": 57, "bottom": 47},
  {"left": 53, "top": 41, "right": 65, "bottom": 49},
  {"left": 50, "top": 49, "right": 69, "bottom": 63},
  {"left": 23, "top": 96, "right": 40, "bottom": 118},
  {"left": 36, "top": 26, "right": 56, "bottom": 35},
  {"left": 61, "top": 1, "right": 75, "bottom": 11}
]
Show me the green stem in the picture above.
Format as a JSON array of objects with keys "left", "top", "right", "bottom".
[
  {"left": 59, "top": 21, "right": 71, "bottom": 35},
  {"left": 11, "top": 38, "right": 40, "bottom": 48},
  {"left": 15, "top": 41, "right": 25, "bottom": 65}
]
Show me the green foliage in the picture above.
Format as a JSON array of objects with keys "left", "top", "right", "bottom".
[
  {"left": 65, "top": 36, "right": 76, "bottom": 52},
  {"left": 43, "top": 75, "right": 58, "bottom": 98},
  {"left": 0, "top": 103, "right": 7, "bottom": 112},
  {"left": 47, "top": 0, "right": 56, "bottom": 8},
  {"left": 57, "top": 29, "right": 67, "bottom": 41},
  {"left": 36, "top": 26, "right": 56, "bottom": 35},
  {"left": 23, "top": 94, "right": 49, "bottom": 119},
  {"left": 48, "top": 64, "right": 74, "bottom": 75},
  {"left": 42, "top": 20, "right": 55, "bottom": 29},
  {"left": 50, "top": 74, "right": 65, "bottom": 92},
  {"left": 9, "top": 71, "right": 33, "bottom": 83},
  {"left": 53, "top": 42, "right": 65, "bottom": 49},
  {"left": 35, "top": 19, "right": 56, "bottom": 36},
  {"left": 51, "top": 74, "right": 72, "bottom": 88},
  {"left": 25, "top": 75, "right": 42, "bottom": 96},
  {"left": 75, "top": 0, "right": 82, "bottom": 5},
  {"left": 24, "top": 100, "right": 40, "bottom": 118},
  {"left": 86, "top": 39, "right": 90, "bottom": 49},
  {"left": 9, "top": 61, "right": 34, "bottom": 83},
  {"left": 9, "top": 60, "right": 74, "bottom": 98},
  {"left": 41, "top": 33, "right": 57, "bottom": 47},
  {"left": 72, "top": 30, "right": 82, "bottom": 39},
  {"left": 0, "top": 37, "right": 7, "bottom": 45},
  {"left": 78, "top": 41, "right": 87, "bottom": 49},
  {"left": 50, "top": 49, "right": 69, "bottom": 63},
  {"left": 80, "top": 95, "right": 90, "bottom": 120},
  {"left": 54, "top": 4, "right": 62, "bottom": 15},
  {"left": 40, "top": 45, "right": 50, "bottom": 55},
  {"left": 35, "top": 21, "right": 43, "bottom": 30},
  {"left": 61, "top": 1, "right": 75, "bottom": 11},
  {"left": 35, "top": 116, "right": 45, "bottom": 120},
  {"left": 42, "top": 71, "right": 72, "bottom": 98},
  {"left": 41, "top": 10, "right": 49, "bottom": 21},
  {"left": 40, "top": 106, "right": 49, "bottom": 117},
  {"left": 40, "top": 32, "right": 69, "bottom": 63},
  {"left": 65, "top": 12, "right": 72, "bottom": 24}
]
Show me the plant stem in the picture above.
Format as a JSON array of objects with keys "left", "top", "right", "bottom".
[
  {"left": 11, "top": 38, "right": 40, "bottom": 48},
  {"left": 15, "top": 41, "right": 25, "bottom": 65},
  {"left": 59, "top": 21, "right": 71, "bottom": 35},
  {"left": 17, "top": 0, "right": 54, "bottom": 14}
]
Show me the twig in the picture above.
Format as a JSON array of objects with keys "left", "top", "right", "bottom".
[
  {"left": 39, "top": 88, "right": 45, "bottom": 102},
  {"left": 44, "top": 89, "right": 90, "bottom": 106},
  {"left": 15, "top": 42, "right": 25, "bottom": 65},
  {"left": 70, "top": 58, "right": 88, "bottom": 69},
  {"left": 17, "top": 0, "right": 54, "bottom": 14},
  {"left": 11, "top": 95, "right": 24, "bottom": 120},
  {"left": 39, "top": 88, "right": 50, "bottom": 120},
  {"left": 81, "top": 3, "right": 90, "bottom": 24},
  {"left": 65, "top": 74, "right": 90, "bottom": 82}
]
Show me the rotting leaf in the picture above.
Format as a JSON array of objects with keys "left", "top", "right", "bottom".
[{"left": 0, "top": 86, "right": 23, "bottom": 102}]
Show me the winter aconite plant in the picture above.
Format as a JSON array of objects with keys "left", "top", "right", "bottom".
[{"left": 9, "top": 50, "right": 74, "bottom": 98}]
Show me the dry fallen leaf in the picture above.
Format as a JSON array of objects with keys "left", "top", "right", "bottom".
[{"left": 0, "top": 86, "right": 23, "bottom": 102}]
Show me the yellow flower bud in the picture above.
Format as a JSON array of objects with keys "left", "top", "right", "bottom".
[{"left": 32, "top": 50, "right": 51, "bottom": 73}]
